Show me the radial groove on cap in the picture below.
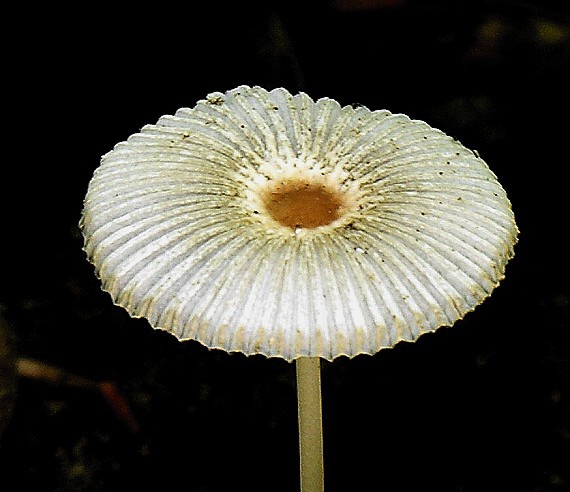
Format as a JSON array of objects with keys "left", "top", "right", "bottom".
[{"left": 82, "top": 85, "right": 518, "bottom": 360}]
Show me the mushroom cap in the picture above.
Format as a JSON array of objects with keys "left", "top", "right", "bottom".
[{"left": 81, "top": 86, "right": 517, "bottom": 361}]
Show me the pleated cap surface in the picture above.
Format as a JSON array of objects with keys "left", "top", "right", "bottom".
[{"left": 81, "top": 85, "right": 518, "bottom": 360}]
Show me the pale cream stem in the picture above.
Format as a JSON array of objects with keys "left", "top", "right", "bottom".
[{"left": 296, "top": 356, "right": 324, "bottom": 492}]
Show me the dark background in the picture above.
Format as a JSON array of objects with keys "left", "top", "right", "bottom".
[{"left": 2, "top": 1, "right": 569, "bottom": 491}]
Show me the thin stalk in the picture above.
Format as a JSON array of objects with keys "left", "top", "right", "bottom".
[{"left": 296, "top": 356, "right": 324, "bottom": 492}]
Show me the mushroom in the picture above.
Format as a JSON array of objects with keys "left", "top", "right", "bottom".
[{"left": 81, "top": 86, "right": 518, "bottom": 491}]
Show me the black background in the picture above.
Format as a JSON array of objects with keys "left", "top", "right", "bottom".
[{"left": 2, "top": 1, "right": 569, "bottom": 491}]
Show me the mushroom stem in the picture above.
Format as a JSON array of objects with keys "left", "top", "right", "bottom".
[{"left": 296, "top": 356, "right": 324, "bottom": 492}]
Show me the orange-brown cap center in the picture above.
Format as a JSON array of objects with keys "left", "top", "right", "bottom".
[{"left": 261, "top": 180, "right": 344, "bottom": 229}]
